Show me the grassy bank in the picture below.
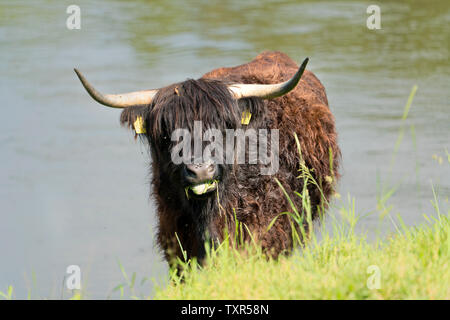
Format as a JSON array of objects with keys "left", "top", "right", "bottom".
[{"left": 154, "top": 209, "right": 449, "bottom": 300}]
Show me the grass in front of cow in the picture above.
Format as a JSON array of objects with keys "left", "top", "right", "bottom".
[{"left": 153, "top": 199, "right": 449, "bottom": 300}]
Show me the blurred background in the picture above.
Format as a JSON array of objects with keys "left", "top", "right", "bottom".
[{"left": 0, "top": 0, "right": 448, "bottom": 298}]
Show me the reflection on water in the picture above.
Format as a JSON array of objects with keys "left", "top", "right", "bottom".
[{"left": 0, "top": 0, "right": 448, "bottom": 298}]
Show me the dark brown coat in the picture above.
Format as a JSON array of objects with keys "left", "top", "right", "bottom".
[{"left": 121, "top": 51, "right": 340, "bottom": 265}]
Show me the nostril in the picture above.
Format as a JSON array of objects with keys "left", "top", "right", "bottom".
[{"left": 184, "top": 166, "right": 197, "bottom": 178}]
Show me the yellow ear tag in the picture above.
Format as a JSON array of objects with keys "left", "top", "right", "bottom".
[
  {"left": 134, "top": 116, "right": 146, "bottom": 134},
  {"left": 241, "top": 110, "right": 252, "bottom": 125}
]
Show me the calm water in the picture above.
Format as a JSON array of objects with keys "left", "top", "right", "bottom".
[{"left": 1, "top": 0, "right": 449, "bottom": 298}]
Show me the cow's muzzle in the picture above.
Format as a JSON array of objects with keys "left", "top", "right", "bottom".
[{"left": 183, "top": 162, "right": 219, "bottom": 196}]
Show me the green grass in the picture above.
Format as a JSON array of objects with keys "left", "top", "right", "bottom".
[{"left": 153, "top": 201, "right": 449, "bottom": 300}]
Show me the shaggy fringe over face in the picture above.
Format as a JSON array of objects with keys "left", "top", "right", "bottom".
[{"left": 120, "top": 78, "right": 265, "bottom": 150}]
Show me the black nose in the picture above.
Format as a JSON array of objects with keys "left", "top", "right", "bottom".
[{"left": 184, "top": 162, "right": 217, "bottom": 184}]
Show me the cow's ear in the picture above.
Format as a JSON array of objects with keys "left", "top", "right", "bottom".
[
  {"left": 120, "top": 105, "right": 149, "bottom": 136},
  {"left": 237, "top": 97, "right": 266, "bottom": 127}
]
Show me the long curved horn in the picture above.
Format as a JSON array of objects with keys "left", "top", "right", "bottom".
[
  {"left": 74, "top": 69, "right": 158, "bottom": 108},
  {"left": 228, "top": 57, "right": 309, "bottom": 100}
]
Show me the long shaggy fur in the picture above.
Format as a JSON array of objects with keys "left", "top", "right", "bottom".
[{"left": 120, "top": 51, "right": 340, "bottom": 265}]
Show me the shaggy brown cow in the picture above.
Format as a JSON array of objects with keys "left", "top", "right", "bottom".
[{"left": 74, "top": 51, "right": 340, "bottom": 266}]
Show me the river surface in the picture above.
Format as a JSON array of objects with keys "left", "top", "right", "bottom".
[{"left": 0, "top": 0, "right": 448, "bottom": 298}]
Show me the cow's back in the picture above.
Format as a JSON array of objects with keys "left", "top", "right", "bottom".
[{"left": 202, "top": 51, "right": 328, "bottom": 107}]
